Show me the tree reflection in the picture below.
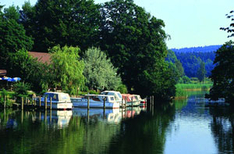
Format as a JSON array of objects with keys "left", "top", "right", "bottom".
[
  {"left": 209, "top": 107, "right": 234, "bottom": 153},
  {"left": 107, "top": 103, "right": 175, "bottom": 154},
  {"left": 0, "top": 110, "right": 85, "bottom": 154},
  {"left": 0, "top": 105, "right": 176, "bottom": 154}
]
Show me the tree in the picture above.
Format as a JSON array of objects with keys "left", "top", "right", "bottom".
[
  {"left": 166, "top": 49, "right": 178, "bottom": 63},
  {"left": 6, "top": 49, "right": 47, "bottom": 93},
  {"left": 7, "top": 49, "right": 34, "bottom": 80},
  {"left": 208, "top": 41, "right": 234, "bottom": 102},
  {"left": 83, "top": 47, "right": 122, "bottom": 91},
  {"left": 99, "top": 0, "right": 175, "bottom": 98},
  {"left": 175, "top": 60, "right": 184, "bottom": 78},
  {"left": 0, "top": 5, "right": 33, "bottom": 66},
  {"left": 166, "top": 50, "right": 185, "bottom": 83},
  {"left": 48, "top": 45, "right": 85, "bottom": 95},
  {"left": 197, "top": 61, "right": 206, "bottom": 82},
  {"left": 220, "top": 10, "right": 234, "bottom": 38},
  {"left": 20, "top": 0, "right": 100, "bottom": 52}
]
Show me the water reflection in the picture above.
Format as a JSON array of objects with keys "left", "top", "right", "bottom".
[
  {"left": 1, "top": 93, "right": 234, "bottom": 154},
  {"left": 72, "top": 107, "right": 144, "bottom": 124},
  {"left": 209, "top": 107, "right": 234, "bottom": 153},
  {"left": 107, "top": 103, "right": 175, "bottom": 154},
  {"left": 36, "top": 110, "right": 72, "bottom": 128}
]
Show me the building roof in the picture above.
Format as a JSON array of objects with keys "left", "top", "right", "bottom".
[
  {"left": 0, "top": 69, "right": 7, "bottom": 76},
  {"left": 29, "top": 51, "right": 51, "bottom": 64}
]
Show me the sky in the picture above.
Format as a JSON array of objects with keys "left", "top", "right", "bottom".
[{"left": 1, "top": 0, "right": 233, "bottom": 49}]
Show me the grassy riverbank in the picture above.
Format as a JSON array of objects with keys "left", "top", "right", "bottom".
[
  {"left": 175, "top": 83, "right": 212, "bottom": 99},
  {"left": 176, "top": 83, "right": 212, "bottom": 91}
]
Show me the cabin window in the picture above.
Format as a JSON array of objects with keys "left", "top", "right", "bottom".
[
  {"left": 53, "top": 94, "right": 58, "bottom": 101},
  {"left": 117, "top": 93, "right": 122, "bottom": 99},
  {"left": 62, "top": 94, "right": 69, "bottom": 100},
  {"left": 44, "top": 93, "right": 58, "bottom": 101}
]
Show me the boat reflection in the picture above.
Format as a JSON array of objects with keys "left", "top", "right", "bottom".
[
  {"left": 36, "top": 110, "right": 72, "bottom": 128},
  {"left": 72, "top": 106, "right": 145, "bottom": 124}
]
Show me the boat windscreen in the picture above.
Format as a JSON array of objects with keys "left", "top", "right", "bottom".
[
  {"left": 45, "top": 93, "right": 58, "bottom": 101},
  {"left": 117, "top": 93, "right": 122, "bottom": 99}
]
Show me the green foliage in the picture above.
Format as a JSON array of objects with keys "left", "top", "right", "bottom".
[
  {"left": 178, "top": 76, "right": 191, "bottom": 84},
  {"left": 13, "top": 82, "right": 30, "bottom": 96},
  {"left": 0, "top": 5, "right": 33, "bottom": 57},
  {"left": 175, "top": 86, "right": 187, "bottom": 98},
  {"left": 167, "top": 62, "right": 180, "bottom": 83},
  {"left": 197, "top": 61, "right": 206, "bottom": 82},
  {"left": 0, "top": 89, "right": 17, "bottom": 107},
  {"left": 48, "top": 45, "right": 85, "bottom": 95},
  {"left": 166, "top": 49, "right": 178, "bottom": 63},
  {"left": 208, "top": 41, "right": 234, "bottom": 102},
  {"left": 220, "top": 10, "right": 234, "bottom": 38},
  {"left": 20, "top": 0, "right": 100, "bottom": 52},
  {"left": 175, "top": 60, "right": 185, "bottom": 77},
  {"left": 13, "top": 82, "right": 31, "bottom": 103},
  {"left": 83, "top": 47, "right": 122, "bottom": 91},
  {"left": 176, "top": 83, "right": 212, "bottom": 90},
  {"left": 0, "top": 89, "right": 8, "bottom": 106},
  {"left": 116, "top": 84, "right": 128, "bottom": 94},
  {"left": 166, "top": 49, "right": 185, "bottom": 83},
  {"left": 99, "top": 0, "right": 175, "bottom": 98},
  {"left": 5, "top": 49, "right": 45, "bottom": 93},
  {"left": 171, "top": 46, "right": 219, "bottom": 78},
  {"left": 7, "top": 49, "right": 32, "bottom": 80}
]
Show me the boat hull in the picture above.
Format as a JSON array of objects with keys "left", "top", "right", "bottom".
[{"left": 71, "top": 98, "right": 119, "bottom": 109}]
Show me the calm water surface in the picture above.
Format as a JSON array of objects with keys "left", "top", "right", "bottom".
[{"left": 0, "top": 91, "right": 233, "bottom": 154}]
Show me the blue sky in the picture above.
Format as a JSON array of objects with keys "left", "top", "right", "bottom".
[{"left": 1, "top": 0, "right": 233, "bottom": 49}]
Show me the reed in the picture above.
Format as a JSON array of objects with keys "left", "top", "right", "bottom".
[
  {"left": 176, "top": 83, "right": 212, "bottom": 90},
  {"left": 175, "top": 83, "right": 212, "bottom": 99}
]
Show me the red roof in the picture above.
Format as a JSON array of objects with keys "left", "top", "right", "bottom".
[{"left": 29, "top": 52, "right": 51, "bottom": 64}]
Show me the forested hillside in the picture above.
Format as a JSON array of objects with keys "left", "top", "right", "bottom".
[{"left": 170, "top": 45, "right": 222, "bottom": 78}]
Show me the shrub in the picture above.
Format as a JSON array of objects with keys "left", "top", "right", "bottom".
[{"left": 13, "top": 82, "right": 31, "bottom": 103}]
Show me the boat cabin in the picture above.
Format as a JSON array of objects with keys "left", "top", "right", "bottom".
[{"left": 42, "top": 92, "right": 71, "bottom": 103}]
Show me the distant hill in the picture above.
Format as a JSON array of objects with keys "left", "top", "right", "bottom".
[
  {"left": 169, "top": 45, "right": 222, "bottom": 78},
  {"left": 170, "top": 45, "right": 222, "bottom": 53}
]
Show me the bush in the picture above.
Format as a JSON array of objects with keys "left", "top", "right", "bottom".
[
  {"left": 0, "top": 89, "right": 14, "bottom": 108},
  {"left": 178, "top": 76, "right": 191, "bottom": 84},
  {"left": 116, "top": 84, "right": 128, "bottom": 94},
  {"left": 13, "top": 82, "right": 31, "bottom": 103}
]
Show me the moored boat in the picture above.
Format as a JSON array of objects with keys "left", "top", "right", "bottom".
[
  {"left": 36, "top": 92, "right": 73, "bottom": 110},
  {"left": 101, "top": 91, "right": 126, "bottom": 107},
  {"left": 122, "top": 94, "right": 140, "bottom": 107},
  {"left": 71, "top": 94, "right": 120, "bottom": 109}
]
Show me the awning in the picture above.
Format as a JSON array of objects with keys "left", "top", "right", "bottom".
[{"left": 1, "top": 77, "right": 21, "bottom": 82}]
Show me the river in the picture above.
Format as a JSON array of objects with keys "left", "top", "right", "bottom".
[{"left": 0, "top": 91, "right": 233, "bottom": 154}]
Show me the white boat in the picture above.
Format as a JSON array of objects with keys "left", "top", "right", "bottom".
[
  {"left": 133, "top": 94, "right": 146, "bottom": 107},
  {"left": 37, "top": 92, "right": 73, "bottom": 110},
  {"left": 71, "top": 94, "right": 120, "bottom": 109},
  {"left": 101, "top": 91, "right": 126, "bottom": 107},
  {"left": 130, "top": 94, "right": 141, "bottom": 106}
]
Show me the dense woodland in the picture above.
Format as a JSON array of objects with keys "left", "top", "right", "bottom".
[
  {"left": 169, "top": 45, "right": 221, "bottom": 78},
  {"left": 0, "top": 0, "right": 176, "bottom": 99}
]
